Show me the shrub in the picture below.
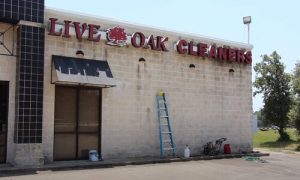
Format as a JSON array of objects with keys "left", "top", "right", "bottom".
[{"left": 277, "top": 131, "right": 291, "bottom": 141}]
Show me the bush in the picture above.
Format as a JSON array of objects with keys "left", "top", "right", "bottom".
[
  {"left": 296, "top": 113, "right": 300, "bottom": 136},
  {"left": 296, "top": 145, "right": 300, "bottom": 151},
  {"left": 277, "top": 131, "right": 291, "bottom": 141}
]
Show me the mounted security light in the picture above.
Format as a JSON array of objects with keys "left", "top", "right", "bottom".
[
  {"left": 243, "top": 16, "right": 252, "bottom": 44},
  {"left": 243, "top": 16, "right": 251, "bottom": 24}
]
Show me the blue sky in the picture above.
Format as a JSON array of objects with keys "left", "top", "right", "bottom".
[{"left": 45, "top": 0, "right": 300, "bottom": 111}]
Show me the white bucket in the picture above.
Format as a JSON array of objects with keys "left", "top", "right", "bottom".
[
  {"left": 89, "top": 150, "right": 99, "bottom": 161},
  {"left": 184, "top": 145, "right": 190, "bottom": 158}
]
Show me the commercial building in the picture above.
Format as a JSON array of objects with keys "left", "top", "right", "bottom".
[{"left": 0, "top": 0, "right": 253, "bottom": 166}]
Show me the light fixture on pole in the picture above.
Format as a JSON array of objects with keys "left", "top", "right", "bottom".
[{"left": 243, "top": 16, "right": 251, "bottom": 44}]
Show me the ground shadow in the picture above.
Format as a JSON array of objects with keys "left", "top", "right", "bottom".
[
  {"left": 260, "top": 140, "right": 299, "bottom": 149},
  {"left": 0, "top": 170, "right": 38, "bottom": 177}
]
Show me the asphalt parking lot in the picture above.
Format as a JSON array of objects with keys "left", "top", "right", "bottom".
[{"left": 1, "top": 150, "right": 300, "bottom": 180}]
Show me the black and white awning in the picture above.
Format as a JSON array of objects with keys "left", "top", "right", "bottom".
[{"left": 52, "top": 55, "right": 116, "bottom": 87}]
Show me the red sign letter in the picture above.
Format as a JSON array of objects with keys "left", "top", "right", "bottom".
[
  {"left": 144, "top": 35, "right": 156, "bottom": 50},
  {"left": 176, "top": 40, "right": 187, "bottom": 54},
  {"left": 87, "top": 24, "right": 101, "bottom": 42},
  {"left": 217, "top": 47, "right": 228, "bottom": 61},
  {"left": 236, "top": 50, "right": 245, "bottom": 63},
  {"left": 245, "top": 51, "right": 252, "bottom": 64},
  {"left": 131, "top": 32, "right": 145, "bottom": 48},
  {"left": 48, "top": 18, "right": 62, "bottom": 36},
  {"left": 73, "top": 22, "right": 87, "bottom": 40},
  {"left": 198, "top": 43, "right": 208, "bottom": 57},
  {"left": 156, "top": 36, "right": 168, "bottom": 51},
  {"left": 228, "top": 48, "right": 236, "bottom": 62},
  {"left": 209, "top": 46, "right": 217, "bottom": 59},
  {"left": 188, "top": 41, "right": 197, "bottom": 56},
  {"left": 62, "top": 20, "right": 72, "bottom": 38}
]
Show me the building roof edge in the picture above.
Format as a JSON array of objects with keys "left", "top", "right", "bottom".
[{"left": 45, "top": 6, "right": 254, "bottom": 50}]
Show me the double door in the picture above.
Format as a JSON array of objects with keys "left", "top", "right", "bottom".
[
  {"left": 54, "top": 86, "right": 101, "bottom": 160},
  {"left": 0, "top": 81, "right": 8, "bottom": 163}
]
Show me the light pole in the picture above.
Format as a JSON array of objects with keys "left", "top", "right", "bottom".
[{"left": 243, "top": 16, "right": 251, "bottom": 44}]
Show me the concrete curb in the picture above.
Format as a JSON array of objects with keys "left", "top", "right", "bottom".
[{"left": 0, "top": 152, "right": 269, "bottom": 175}]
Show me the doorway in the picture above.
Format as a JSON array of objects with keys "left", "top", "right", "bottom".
[
  {"left": 54, "top": 86, "right": 101, "bottom": 161},
  {"left": 0, "top": 81, "right": 9, "bottom": 163}
]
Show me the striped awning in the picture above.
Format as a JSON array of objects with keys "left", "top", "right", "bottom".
[{"left": 51, "top": 55, "right": 116, "bottom": 87}]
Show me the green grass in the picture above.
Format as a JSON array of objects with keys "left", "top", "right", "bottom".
[{"left": 253, "top": 128, "right": 300, "bottom": 151}]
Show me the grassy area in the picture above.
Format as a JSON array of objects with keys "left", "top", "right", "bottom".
[{"left": 253, "top": 128, "right": 300, "bottom": 151}]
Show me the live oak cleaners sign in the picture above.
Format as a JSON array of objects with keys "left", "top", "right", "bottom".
[{"left": 48, "top": 18, "right": 252, "bottom": 64}]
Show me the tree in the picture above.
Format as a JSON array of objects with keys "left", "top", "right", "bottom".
[
  {"left": 254, "top": 108, "right": 267, "bottom": 127},
  {"left": 253, "top": 51, "right": 292, "bottom": 140},
  {"left": 290, "top": 61, "right": 300, "bottom": 136}
]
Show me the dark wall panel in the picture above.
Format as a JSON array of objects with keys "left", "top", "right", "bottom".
[
  {"left": 0, "top": 0, "right": 44, "bottom": 24},
  {"left": 15, "top": 25, "right": 44, "bottom": 143}
]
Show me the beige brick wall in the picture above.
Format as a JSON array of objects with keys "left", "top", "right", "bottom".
[
  {"left": 101, "top": 47, "right": 252, "bottom": 158},
  {"left": 43, "top": 9, "right": 253, "bottom": 161}
]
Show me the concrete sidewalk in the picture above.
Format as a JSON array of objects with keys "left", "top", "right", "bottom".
[{"left": 0, "top": 152, "right": 268, "bottom": 176}]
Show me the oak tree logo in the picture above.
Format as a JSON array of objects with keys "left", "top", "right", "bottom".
[{"left": 106, "top": 26, "right": 127, "bottom": 46}]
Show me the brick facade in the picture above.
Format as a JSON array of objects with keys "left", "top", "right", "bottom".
[
  {"left": 42, "top": 8, "right": 253, "bottom": 161},
  {"left": 0, "top": 6, "right": 253, "bottom": 166}
]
